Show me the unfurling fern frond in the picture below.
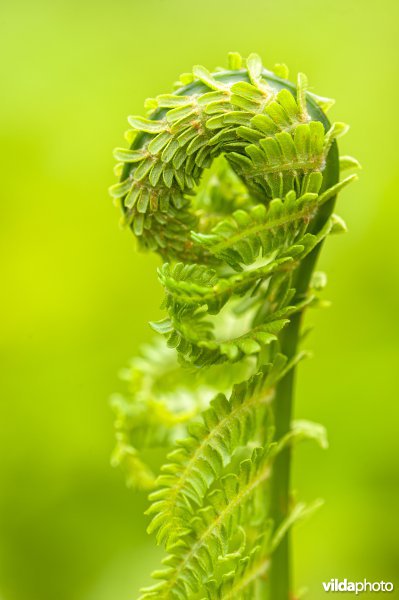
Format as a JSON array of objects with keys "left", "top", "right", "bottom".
[
  {"left": 140, "top": 446, "right": 275, "bottom": 600},
  {"left": 146, "top": 355, "right": 288, "bottom": 548},
  {"left": 110, "top": 52, "right": 358, "bottom": 598}
]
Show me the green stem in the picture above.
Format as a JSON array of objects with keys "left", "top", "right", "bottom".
[
  {"left": 268, "top": 291, "right": 308, "bottom": 598},
  {"left": 268, "top": 140, "right": 339, "bottom": 599}
]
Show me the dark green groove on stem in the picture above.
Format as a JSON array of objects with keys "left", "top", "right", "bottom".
[{"left": 269, "top": 139, "right": 339, "bottom": 599}]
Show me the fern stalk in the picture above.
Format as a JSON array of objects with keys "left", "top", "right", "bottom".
[
  {"left": 269, "top": 139, "right": 340, "bottom": 596},
  {"left": 110, "top": 52, "right": 357, "bottom": 599}
]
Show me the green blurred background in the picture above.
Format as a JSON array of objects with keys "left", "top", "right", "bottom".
[{"left": 1, "top": 0, "right": 398, "bottom": 598}]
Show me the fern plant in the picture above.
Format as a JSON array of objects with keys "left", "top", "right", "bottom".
[{"left": 110, "top": 52, "right": 358, "bottom": 599}]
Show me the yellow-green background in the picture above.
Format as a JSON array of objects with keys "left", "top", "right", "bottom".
[{"left": 1, "top": 0, "right": 398, "bottom": 598}]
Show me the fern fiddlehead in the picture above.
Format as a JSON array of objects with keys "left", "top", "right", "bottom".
[{"left": 110, "top": 52, "right": 358, "bottom": 599}]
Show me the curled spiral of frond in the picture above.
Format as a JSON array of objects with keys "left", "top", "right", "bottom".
[
  {"left": 110, "top": 51, "right": 355, "bottom": 261},
  {"left": 110, "top": 52, "right": 358, "bottom": 598}
]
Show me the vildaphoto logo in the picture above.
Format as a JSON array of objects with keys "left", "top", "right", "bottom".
[{"left": 322, "top": 579, "right": 394, "bottom": 594}]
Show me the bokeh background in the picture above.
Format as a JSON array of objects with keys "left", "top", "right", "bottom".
[{"left": 1, "top": 0, "right": 398, "bottom": 598}]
